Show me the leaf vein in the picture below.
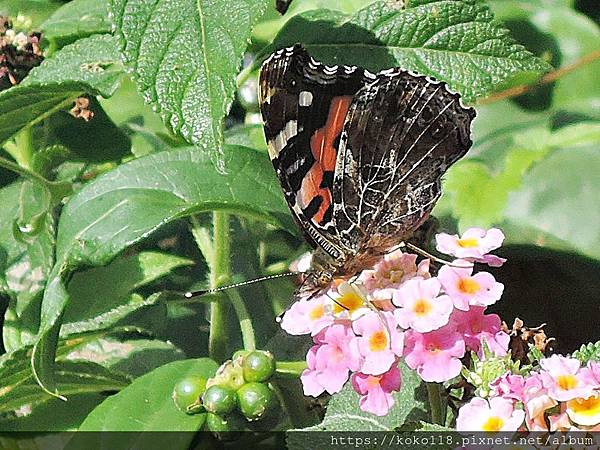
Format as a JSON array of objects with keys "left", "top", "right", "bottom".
[{"left": 132, "top": 0, "right": 162, "bottom": 72}]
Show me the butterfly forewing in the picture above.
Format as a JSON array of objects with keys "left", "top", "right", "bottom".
[{"left": 259, "top": 45, "right": 370, "bottom": 263}]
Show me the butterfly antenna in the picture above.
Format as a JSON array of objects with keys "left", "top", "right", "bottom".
[
  {"left": 274, "top": 271, "right": 320, "bottom": 323},
  {"left": 404, "top": 242, "right": 473, "bottom": 268},
  {"left": 183, "top": 272, "right": 301, "bottom": 299}
]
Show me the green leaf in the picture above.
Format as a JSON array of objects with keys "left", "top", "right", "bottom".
[
  {"left": 292, "top": 362, "right": 427, "bottom": 438},
  {"left": 491, "top": 1, "right": 600, "bottom": 117},
  {"left": 32, "top": 145, "right": 292, "bottom": 393},
  {"left": 0, "top": 34, "right": 124, "bottom": 145},
  {"left": 267, "top": 0, "right": 550, "bottom": 103},
  {"left": 505, "top": 144, "right": 600, "bottom": 260},
  {"left": 437, "top": 147, "right": 547, "bottom": 229},
  {"left": 67, "top": 337, "right": 185, "bottom": 378},
  {"left": 252, "top": 0, "right": 375, "bottom": 43},
  {"left": 22, "top": 34, "right": 123, "bottom": 98},
  {"left": 61, "top": 292, "right": 164, "bottom": 337},
  {"left": 100, "top": 77, "right": 166, "bottom": 131},
  {"left": 14, "top": 181, "right": 51, "bottom": 243},
  {"left": 41, "top": 0, "right": 112, "bottom": 45},
  {"left": 573, "top": 341, "right": 600, "bottom": 364},
  {"left": 0, "top": 0, "right": 62, "bottom": 27},
  {"left": 469, "top": 101, "right": 549, "bottom": 165},
  {"left": 225, "top": 124, "right": 267, "bottom": 151},
  {"left": 0, "top": 84, "right": 83, "bottom": 147},
  {"left": 0, "top": 360, "right": 128, "bottom": 415},
  {"left": 0, "top": 182, "right": 53, "bottom": 292},
  {"left": 71, "top": 358, "right": 217, "bottom": 436},
  {"left": 1, "top": 181, "right": 54, "bottom": 352},
  {"left": 0, "top": 331, "right": 146, "bottom": 428},
  {"left": 548, "top": 122, "right": 600, "bottom": 148},
  {"left": 45, "top": 97, "right": 132, "bottom": 163},
  {"left": 111, "top": 0, "right": 270, "bottom": 154},
  {"left": 437, "top": 121, "right": 600, "bottom": 232},
  {"left": 62, "top": 252, "right": 191, "bottom": 334},
  {"left": 100, "top": 76, "right": 173, "bottom": 157},
  {"left": 55, "top": 145, "right": 292, "bottom": 267},
  {"left": 0, "top": 393, "right": 105, "bottom": 431},
  {"left": 11, "top": 250, "right": 163, "bottom": 347}
]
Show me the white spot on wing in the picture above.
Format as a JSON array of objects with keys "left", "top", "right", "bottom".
[
  {"left": 285, "top": 120, "right": 298, "bottom": 138},
  {"left": 299, "top": 91, "right": 313, "bottom": 106},
  {"left": 268, "top": 120, "right": 298, "bottom": 158}
]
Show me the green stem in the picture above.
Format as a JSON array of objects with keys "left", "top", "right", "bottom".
[
  {"left": 4, "top": 127, "right": 34, "bottom": 169},
  {"left": 207, "top": 212, "right": 231, "bottom": 362},
  {"left": 275, "top": 361, "right": 308, "bottom": 378},
  {"left": 190, "top": 214, "right": 214, "bottom": 265},
  {"left": 0, "top": 154, "right": 72, "bottom": 202},
  {"left": 427, "top": 382, "right": 445, "bottom": 425},
  {"left": 236, "top": 64, "right": 254, "bottom": 88},
  {"left": 226, "top": 288, "right": 255, "bottom": 352},
  {"left": 191, "top": 213, "right": 257, "bottom": 357},
  {"left": 0, "top": 154, "right": 51, "bottom": 187},
  {"left": 18, "top": 126, "right": 33, "bottom": 170}
]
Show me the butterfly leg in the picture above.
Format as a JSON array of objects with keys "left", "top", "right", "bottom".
[{"left": 325, "top": 291, "right": 350, "bottom": 311}]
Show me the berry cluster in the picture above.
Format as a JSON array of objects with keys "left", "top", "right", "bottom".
[{"left": 173, "top": 350, "right": 280, "bottom": 438}]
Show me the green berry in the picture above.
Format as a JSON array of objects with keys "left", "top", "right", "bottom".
[
  {"left": 242, "top": 351, "right": 276, "bottom": 382},
  {"left": 172, "top": 376, "right": 206, "bottom": 413},
  {"left": 202, "top": 385, "right": 237, "bottom": 415},
  {"left": 236, "top": 382, "right": 276, "bottom": 421},
  {"left": 205, "top": 412, "right": 246, "bottom": 440},
  {"left": 208, "top": 359, "right": 246, "bottom": 391},
  {"left": 232, "top": 349, "right": 249, "bottom": 362}
]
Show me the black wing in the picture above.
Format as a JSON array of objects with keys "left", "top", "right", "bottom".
[
  {"left": 259, "top": 45, "right": 371, "bottom": 265},
  {"left": 333, "top": 68, "right": 475, "bottom": 260}
]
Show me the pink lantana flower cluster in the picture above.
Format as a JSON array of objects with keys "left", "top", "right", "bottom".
[
  {"left": 458, "top": 356, "right": 600, "bottom": 432},
  {"left": 281, "top": 228, "right": 509, "bottom": 416}
]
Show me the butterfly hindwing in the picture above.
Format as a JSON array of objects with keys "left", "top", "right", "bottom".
[{"left": 333, "top": 69, "right": 476, "bottom": 259}]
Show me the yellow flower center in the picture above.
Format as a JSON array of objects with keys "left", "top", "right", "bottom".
[
  {"left": 369, "top": 330, "right": 388, "bottom": 352},
  {"left": 458, "top": 277, "right": 480, "bottom": 294},
  {"left": 413, "top": 298, "right": 432, "bottom": 316},
  {"left": 309, "top": 304, "right": 325, "bottom": 320},
  {"left": 482, "top": 416, "right": 504, "bottom": 432},
  {"left": 458, "top": 238, "right": 479, "bottom": 248},
  {"left": 567, "top": 395, "right": 600, "bottom": 417},
  {"left": 557, "top": 374, "right": 578, "bottom": 391},
  {"left": 333, "top": 291, "right": 364, "bottom": 314}
]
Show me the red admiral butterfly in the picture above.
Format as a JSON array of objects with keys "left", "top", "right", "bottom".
[{"left": 259, "top": 44, "right": 476, "bottom": 295}]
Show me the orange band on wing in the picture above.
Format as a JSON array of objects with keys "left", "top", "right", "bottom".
[
  {"left": 301, "top": 96, "right": 352, "bottom": 224},
  {"left": 310, "top": 96, "right": 352, "bottom": 171}
]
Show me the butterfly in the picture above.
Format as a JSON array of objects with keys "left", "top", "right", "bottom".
[{"left": 259, "top": 44, "right": 476, "bottom": 296}]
